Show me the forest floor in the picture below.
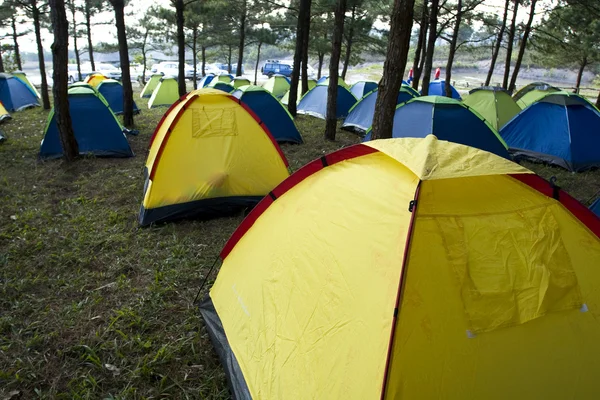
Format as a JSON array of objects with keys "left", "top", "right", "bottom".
[{"left": 1, "top": 85, "right": 600, "bottom": 399}]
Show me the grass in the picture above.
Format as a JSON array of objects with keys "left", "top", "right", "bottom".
[{"left": 1, "top": 85, "right": 600, "bottom": 399}]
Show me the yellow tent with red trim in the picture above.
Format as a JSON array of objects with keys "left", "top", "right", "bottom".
[
  {"left": 201, "top": 135, "right": 600, "bottom": 399},
  {"left": 83, "top": 73, "right": 108, "bottom": 88},
  {"left": 140, "top": 88, "right": 289, "bottom": 226},
  {"left": 0, "top": 101, "right": 11, "bottom": 122}
]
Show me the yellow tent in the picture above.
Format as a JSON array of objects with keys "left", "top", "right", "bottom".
[
  {"left": 83, "top": 73, "right": 108, "bottom": 88},
  {"left": 147, "top": 77, "right": 180, "bottom": 108},
  {"left": 201, "top": 135, "right": 600, "bottom": 399},
  {"left": 0, "top": 101, "right": 11, "bottom": 122},
  {"left": 140, "top": 73, "right": 163, "bottom": 98},
  {"left": 140, "top": 88, "right": 289, "bottom": 225},
  {"left": 13, "top": 71, "right": 41, "bottom": 98}
]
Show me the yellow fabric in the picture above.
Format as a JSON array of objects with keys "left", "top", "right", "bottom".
[
  {"left": 211, "top": 151, "right": 419, "bottom": 399},
  {"left": 140, "top": 75, "right": 162, "bottom": 98},
  {"left": 148, "top": 79, "right": 180, "bottom": 108},
  {"left": 384, "top": 175, "right": 600, "bottom": 399},
  {"left": 366, "top": 135, "right": 530, "bottom": 181},
  {"left": 143, "top": 89, "right": 288, "bottom": 210},
  {"left": 84, "top": 73, "right": 107, "bottom": 88},
  {"left": 0, "top": 101, "right": 9, "bottom": 118}
]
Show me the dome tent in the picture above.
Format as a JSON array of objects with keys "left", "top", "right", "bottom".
[
  {"left": 261, "top": 75, "right": 290, "bottom": 99},
  {"left": 84, "top": 72, "right": 108, "bottom": 88},
  {"left": 500, "top": 92, "right": 600, "bottom": 171},
  {"left": 463, "top": 86, "right": 521, "bottom": 131},
  {"left": 364, "top": 96, "right": 509, "bottom": 158},
  {"left": 342, "top": 84, "right": 419, "bottom": 134},
  {"left": 591, "top": 198, "right": 600, "bottom": 217},
  {"left": 148, "top": 77, "right": 180, "bottom": 108},
  {"left": 513, "top": 82, "right": 561, "bottom": 109},
  {"left": 318, "top": 76, "right": 350, "bottom": 89},
  {"left": 208, "top": 81, "right": 235, "bottom": 93},
  {"left": 297, "top": 83, "right": 357, "bottom": 119},
  {"left": 140, "top": 88, "right": 289, "bottom": 226},
  {"left": 0, "top": 73, "right": 40, "bottom": 111},
  {"left": 0, "top": 101, "right": 11, "bottom": 122},
  {"left": 203, "top": 74, "right": 234, "bottom": 88},
  {"left": 350, "top": 81, "right": 378, "bottom": 99},
  {"left": 140, "top": 73, "right": 163, "bottom": 98},
  {"left": 13, "top": 71, "right": 40, "bottom": 98},
  {"left": 280, "top": 79, "right": 317, "bottom": 105},
  {"left": 97, "top": 79, "right": 140, "bottom": 115},
  {"left": 39, "top": 86, "right": 133, "bottom": 159},
  {"left": 232, "top": 85, "right": 303, "bottom": 144},
  {"left": 424, "top": 79, "right": 461, "bottom": 99},
  {"left": 232, "top": 77, "right": 251, "bottom": 88},
  {"left": 201, "top": 135, "right": 600, "bottom": 400}
]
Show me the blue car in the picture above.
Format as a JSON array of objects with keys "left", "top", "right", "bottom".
[{"left": 261, "top": 60, "right": 293, "bottom": 77}]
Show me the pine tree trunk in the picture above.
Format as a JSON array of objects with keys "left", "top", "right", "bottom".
[
  {"left": 575, "top": 57, "right": 587, "bottom": 91},
  {"left": 0, "top": 51, "right": 4, "bottom": 73},
  {"left": 192, "top": 27, "right": 198, "bottom": 89},
  {"left": 11, "top": 16, "right": 22, "bottom": 71},
  {"left": 85, "top": 8, "right": 95, "bottom": 71},
  {"left": 254, "top": 41, "right": 262, "bottom": 85},
  {"left": 416, "top": 36, "right": 427, "bottom": 87},
  {"left": 50, "top": 0, "right": 79, "bottom": 161},
  {"left": 324, "top": 0, "right": 347, "bottom": 141},
  {"left": 371, "top": 0, "right": 415, "bottom": 140},
  {"left": 445, "top": 0, "right": 461, "bottom": 98},
  {"left": 421, "top": 0, "right": 439, "bottom": 96},
  {"left": 301, "top": 0, "right": 312, "bottom": 95},
  {"left": 288, "top": 0, "right": 311, "bottom": 116},
  {"left": 485, "top": 0, "right": 509, "bottom": 86},
  {"left": 509, "top": 0, "right": 536, "bottom": 92},
  {"left": 341, "top": 5, "right": 356, "bottom": 80},
  {"left": 111, "top": 0, "right": 134, "bottom": 127},
  {"left": 596, "top": 89, "right": 600, "bottom": 108},
  {"left": 317, "top": 52, "right": 324, "bottom": 79},
  {"left": 33, "top": 2, "right": 50, "bottom": 110},
  {"left": 227, "top": 45, "right": 232, "bottom": 73},
  {"left": 201, "top": 46, "right": 206, "bottom": 76},
  {"left": 141, "top": 48, "right": 147, "bottom": 85},
  {"left": 502, "top": 0, "right": 519, "bottom": 90},
  {"left": 236, "top": 1, "right": 246, "bottom": 77},
  {"left": 71, "top": 3, "right": 82, "bottom": 80},
  {"left": 175, "top": 0, "right": 186, "bottom": 96},
  {"left": 412, "top": 1, "right": 428, "bottom": 90}
]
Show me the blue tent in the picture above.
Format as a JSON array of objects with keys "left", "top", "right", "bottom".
[
  {"left": 199, "top": 74, "right": 216, "bottom": 88},
  {"left": 350, "top": 81, "right": 378, "bottom": 99},
  {"left": 500, "top": 92, "right": 600, "bottom": 171},
  {"left": 363, "top": 96, "right": 509, "bottom": 158},
  {"left": 0, "top": 73, "right": 40, "bottom": 111},
  {"left": 297, "top": 84, "right": 357, "bottom": 119},
  {"left": 40, "top": 86, "right": 134, "bottom": 159},
  {"left": 317, "top": 76, "right": 328, "bottom": 85},
  {"left": 342, "top": 85, "right": 419, "bottom": 134},
  {"left": 97, "top": 79, "right": 140, "bottom": 115},
  {"left": 424, "top": 79, "right": 461, "bottom": 99},
  {"left": 591, "top": 198, "right": 600, "bottom": 217},
  {"left": 233, "top": 86, "right": 303, "bottom": 144},
  {"left": 210, "top": 82, "right": 234, "bottom": 93}
]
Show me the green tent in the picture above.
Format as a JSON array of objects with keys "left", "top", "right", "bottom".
[
  {"left": 281, "top": 79, "right": 317, "bottom": 105},
  {"left": 463, "top": 87, "right": 521, "bottom": 130},
  {"left": 148, "top": 77, "right": 180, "bottom": 108},
  {"left": 513, "top": 82, "right": 561, "bottom": 109},
  {"left": 13, "top": 71, "right": 40, "bottom": 98},
  {"left": 232, "top": 77, "right": 251, "bottom": 88},
  {"left": 261, "top": 75, "right": 290, "bottom": 99},
  {"left": 319, "top": 76, "right": 349, "bottom": 89},
  {"left": 140, "top": 74, "right": 163, "bottom": 98}
]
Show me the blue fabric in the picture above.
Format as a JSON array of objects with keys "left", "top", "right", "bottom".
[
  {"left": 199, "top": 75, "right": 215, "bottom": 87},
  {"left": 342, "top": 89, "right": 416, "bottom": 133},
  {"left": 233, "top": 90, "right": 303, "bottom": 144},
  {"left": 350, "top": 82, "right": 378, "bottom": 99},
  {"left": 591, "top": 198, "right": 600, "bottom": 217},
  {"left": 297, "top": 85, "right": 357, "bottom": 119},
  {"left": 317, "top": 76, "right": 328, "bottom": 84},
  {"left": 40, "top": 93, "right": 133, "bottom": 159},
  {"left": 98, "top": 82, "right": 139, "bottom": 115},
  {"left": 212, "top": 82, "right": 234, "bottom": 93},
  {"left": 425, "top": 79, "right": 461, "bottom": 99},
  {"left": 364, "top": 100, "right": 509, "bottom": 158},
  {"left": 500, "top": 100, "right": 600, "bottom": 170},
  {"left": 0, "top": 76, "right": 39, "bottom": 111}
]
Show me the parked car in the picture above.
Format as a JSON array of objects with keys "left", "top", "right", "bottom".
[
  {"left": 93, "top": 63, "right": 122, "bottom": 80},
  {"left": 261, "top": 60, "right": 293, "bottom": 77},
  {"left": 216, "top": 62, "right": 244, "bottom": 74},
  {"left": 150, "top": 62, "right": 195, "bottom": 80},
  {"left": 201, "top": 63, "right": 230, "bottom": 76},
  {"left": 67, "top": 63, "right": 92, "bottom": 83}
]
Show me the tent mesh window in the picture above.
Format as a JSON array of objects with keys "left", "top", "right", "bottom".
[{"left": 192, "top": 107, "right": 238, "bottom": 138}]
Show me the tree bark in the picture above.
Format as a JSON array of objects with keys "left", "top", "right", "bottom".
[
  {"left": 70, "top": 2, "right": 82, "bottom": 80},
  {"left": 445, "top": 0, "right": 461, "bottom": 97},
  {"left": 300, "top": 0, "right": 312, "bottom": 94},
  {"left": 201, "top": 45, "right": 206, "bottom": 76},
  {"left": 502, "top": 0, "right": 519, "bottom": 90},
  {"left": 288, "top": 0, "right": 311, "bottom": 116},
  {"left": 236, "top": 0, "right": 247, "bottom": 77},
  {"left": 341, "top": 4, "right": 356, "bottom": 80},
  {"left": 85, "top": 5, "right": 95, "bottom": 71},
  {"left": 324, "top": 0, "right": 347, "bottom": 141},
  {"left": 33, "top": 2, "right": 50, "bottom": 110},
  {"left": 596, "top": 89, "right": 600, "bottom": 109},
  {"left": 412, "top": 1, "right": 428, "bottom": 90},
  {"left": 0, "top": 50, "right": 4, "bottom": 73},
  {"left": 192, "top": 27, "right": 198, "bottom": 89},
  {"left": 110, "top": 0, "right": 134, "bottom": 127},
  {"left": 371, "top": 0, "right": 415, "bottom": 140},
  {"left": 254, "top": 41, "right": 262, "bottom": 85},
  {"left": 140, "top": 29, "right": 148, "bottom": 85},
  {"left": 509, "top": 0, "right": 536, "bottom": 92},
  {"left": 317, "top": 52, "right": 324, "bottom": 79},
  {"left": 575, "top": 56, "right": 587, "bottom": 91},
  {"left": 11, "top": 16, "right": 22, "bottom": 71},
  {"left": 421, "top": 0, "right": 439, "bottom": 96},
  {"left": 175, "top": 0, "right": 186, "bottom": 96},
  {"left": 485, "top": 0, "right": 509, "bottom": 86},
  {"left": 227, "top": 45, "right": 232, "bottom": 73},
  {"left": 50, "top": 0, "right": 79, "bottom": 161}
]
